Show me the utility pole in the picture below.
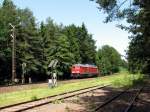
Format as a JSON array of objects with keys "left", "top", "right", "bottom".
[{"left": 9, "top": 23, "right": 16, "bottom": 83}]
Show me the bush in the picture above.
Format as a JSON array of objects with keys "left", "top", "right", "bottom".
[
  {"left": 112, "top": 76, "right": 133, "bottom": 88},
  {"left": 112, "top": 73, "right": 144, "bottom": 88},
  {"left": 31, "top": 95, "right": 37, "bottom": 101},
  {"left": 133, "top": 73, "right": 144, "bottom": 85}
]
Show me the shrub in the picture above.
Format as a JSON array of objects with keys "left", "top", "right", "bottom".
[{"left": 31, "top": 95, "right": 37, "bottom": 101}]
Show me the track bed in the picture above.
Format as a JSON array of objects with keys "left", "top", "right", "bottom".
[
  {"left": 21, "top": 86, "right": 125, "bottom": 112},
  {"left": 130, "top": 85, "right": 150, "bottom": 112},
  {"left": 0, "top": 85, "right": 108, "bottom": 112},
  {"left": 95, "top": 87, "right": 142, "bottom": 112}
]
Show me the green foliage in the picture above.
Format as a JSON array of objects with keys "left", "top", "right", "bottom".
[
  {"left": 0, "top": 0, "right": 17, "bottom": 80},
  {"left": 112, "top": 75, "right": 133, "bottom": 88},
  {"left": 127, "top": 6, "right": 150, "bottom": 74},
  {"left": 96, "top": 45, "right": 122, "bottom": 75},
  {"left": 63, "top": 24, "right": 81, "bottom": 63},
  {"left": 78, "top": 23, "right": 96, "bottom": 64},
  {"left": 132, "top": 73, "right": 144, "bottom": 85},
  {"left": 16, "top": 8, "right": 40, "bottom": 76},
  {"left": 120, "top": 59, "right": 128, "bottom": 69},
  {"left": 92, "top": 0, "right": 150, "bottom": 74},
  {"left": 63, "top": 23, "right": 97, "bottom": 64},
  {"left": 112, "top": 73, "right": 144, "bottom": 88},
  {"left": 0, "top": 0, "right": 97, "bottom": 83},
  {"left": 30, "top": 95, "right": 37, "bottom": 101}
]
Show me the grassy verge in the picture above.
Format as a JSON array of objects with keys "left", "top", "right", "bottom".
[
  {"left": 0, "top": 70, "right": 144, "bottom": 107},
  {"left": 111, "top": 72, "right": 144, "bottom": 88}
]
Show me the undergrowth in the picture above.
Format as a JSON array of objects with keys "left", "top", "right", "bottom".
[
  {"left": 112, "top": 72, "right": 144, "bottom": 88},
  {"left": 30, "top": 95, "right": 37, "bottom": 101}
]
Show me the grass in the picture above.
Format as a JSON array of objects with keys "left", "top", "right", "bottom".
[
  {"left": 30, "top": 95, "right": 38, "bottom": 101},
  {"left": 0, "top": 70, "right": 144, "bottom": 107},
  {"left": 112, "top": 72, "right": 144, "bottom": 88}
]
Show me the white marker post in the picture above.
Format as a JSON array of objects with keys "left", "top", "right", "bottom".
[{"left": 48, "top": 59, "right": 58, "bottom": 88}]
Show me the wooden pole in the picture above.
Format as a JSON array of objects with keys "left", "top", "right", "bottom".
[{"left": 10, "top": 23, "right": 16, "bottom": 83}]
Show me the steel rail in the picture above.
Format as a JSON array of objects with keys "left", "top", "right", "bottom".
[
  {"left": 124, "top": 86, "right": 144, "bottom": 112},
  {"left": 94, "top": 88, "right": 129, "bottom": 112},
  {"left": 0, "top": 84, "right": 110, "bottom": 112}
]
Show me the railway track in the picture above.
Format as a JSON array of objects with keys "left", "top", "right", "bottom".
[
  {"left": 0, "top": 84, "right": 109, "bottom": 112},
  {"left": 130, "top": 85, "right": 150, "bottom": 112},
  {"left": 94, "top": 86, "right": 144, "bottom": 112},
  {"left": 124, "top": 86, "right": 144, "bottom": 112}
]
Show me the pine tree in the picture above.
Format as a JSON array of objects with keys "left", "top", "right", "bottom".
[
  {"left": 52, "top": 34, "right": 74, "bottom": 78},
  {"left": 63, "top": 24, "right": 81, "bottom": 63},
  {"left": 39, "top": 18, "right": 60, "bottom": 77},
  {"left": 78, "top": 23, "right": 96, "bottom": 64},
  {"left": 16, "top": 8, "right": 41, "bottom": 83},
  {"left": 0, "top": 0, "right": 18, "bottom": 82}
]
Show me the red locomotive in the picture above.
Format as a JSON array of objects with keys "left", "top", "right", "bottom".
[{"left": 71, "top": 64, "right": 99, "bottom": 78}]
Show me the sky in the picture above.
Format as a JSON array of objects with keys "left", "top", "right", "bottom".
[{"left": 2, "top": 0, "right": 130, "bottom": 56}]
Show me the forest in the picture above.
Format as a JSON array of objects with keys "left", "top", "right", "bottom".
[{"left": 0, "top": 0, "right": 131, "bottom": 85}]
